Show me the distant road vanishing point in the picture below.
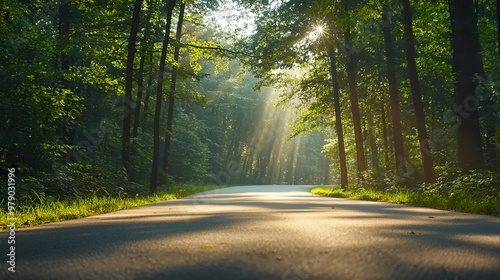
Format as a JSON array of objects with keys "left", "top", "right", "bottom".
[{"left": 1, "top": 185, "right": 500, "bottom": 279}]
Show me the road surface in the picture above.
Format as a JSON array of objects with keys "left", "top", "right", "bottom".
[{"left": 1, "top": 185, "right": 500, "bottom": 279}]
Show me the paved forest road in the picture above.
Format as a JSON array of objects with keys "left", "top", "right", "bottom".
[{"left": 1, "top": 185, "right": 500, "bottom": 280}]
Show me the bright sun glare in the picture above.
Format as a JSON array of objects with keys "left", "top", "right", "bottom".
[
  {"left": 307, "top": 23, "right": 326, "bottom": 42},
  {"left": 315, "top": 25, "right": 324, "bottom": 35}
]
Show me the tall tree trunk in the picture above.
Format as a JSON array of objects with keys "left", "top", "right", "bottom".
[
  {"left": 327, "top": 40, "right": 348, "bottom": 189},
  {"left": 122, "top": 0, "right": 144, "bottom": 178},
  {"left": 287, "top": 145, "right": 296, "bottom": 185},
  {"left": 244, "top": 153, "right": 253, "bottom": 182},
  {"left": 225, "top": 117, "right": 241, "bottom": 163},
  {"left": 343, "top": 27, "right": 366, "bottom": 175},
  {"left": 150, "top": 0, "right": 177, "bottom": 193},
  {"left": 449, "top": 0, "right": 484, "bottom": 170},
  {"left": 132, "top": 42, "right": 147, "bottom": 139},
  {"left": 162, "top": 1, "right": 186, "bottom": 172},
  {"left": 382, "top": 6, "right": 407, "bottom": 180},
  {"left": 142, "top": 48, "right": 154, "bottom": 134},
  {"left": 402, "top": 0, "right": 435, "bottom": 183},
  {"left": 487, "top": 0, "right": 500, "bottom": 167},
  {"left": 498, "top": 0, "right": 500, "bottom": 59},
  {"left": 380, "top": 89, "right": 390, "bottom": 171},
  {"left": 482, "top": 1, "right": 496, "bottom": 168},
  {"left": 293, "top": 149, "right": 300, "bottom": 185},
  {"left": 367, "top": 112, "right": 380, "bottom": 172}
]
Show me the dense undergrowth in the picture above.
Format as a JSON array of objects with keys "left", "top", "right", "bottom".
[
  {"left": 0, "top": 184, "right": 227, "bottom": 231},
  {"left": 312, "top": 167, "right": 500, "bottom": 216},
  {"left": 0, "top": 162, "right": 229, "bottom": 231}
]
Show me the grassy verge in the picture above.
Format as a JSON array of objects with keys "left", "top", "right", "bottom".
[
  {"left": 0, "top": 185, "right": 229, "bottom": 231},
  {"left": 311, "top": 186, "right": 500, "bottom": 216}
]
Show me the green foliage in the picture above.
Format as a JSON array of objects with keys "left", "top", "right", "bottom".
[
  {"left": 421, "top": 168, "right": 500, "bottom": 200},
  {"left": 312, "top": 185, "right": 500, "bottom": 216},
  {"left": 0, "top": 1, "right": 83, "bottom": 172},
  {"left": 49, "top": 163, "right": 143, "bottom": 198},
  {"left": 3, "top": 0, "right": 500, "bottom": 227},
  {"left": 168, "top": 113, "right": 211, "bottom": 184},
  {"left": 0, "top": 185, "right": 230, "bottom": 230},
  {"left": 495, "top": 128, "right": 500, "bottom": 149},
  {"left": 347, "top": 170, "right": 398, "bottom": 192},
  {"left": 5, "top": 163, "right": 143, "bottom": 210}
]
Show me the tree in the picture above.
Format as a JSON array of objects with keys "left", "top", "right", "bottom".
[
  {"left": 401, "top": 0, "right": 434, "bottom": 183},
  {"left": 327, "top": 39, "right": 349, "bottom": 189},
  {"left": 498, "top": 0, "right": 500, "bottom": 59},
  {"left": 0, "top": 0, "right": 80, "bottom": 170},
  {"left": 163, "top": 0, "right": 186, "bottom": 172},
  {"left": 382, "top": 4, "right": 407, "bottom": 180},
  {"left": 150, "top": 0, "right": 177, "bottom": 193},
  {"left": 449, "top": 0, "right": 485, "bottom": 170},
  {"left": 4, "top": 0, "right": 499, "bottom": 205},
  {"left": 122, "top": 0, "right": 144, "bottom": 178},
  {"left": 342, "top": 1, "right": 366, "bottom": 175},
  {"left": 132, "top": 40, "right": 148, "bottom": 139}
]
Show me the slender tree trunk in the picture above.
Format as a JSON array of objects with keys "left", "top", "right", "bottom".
[
  {"left": 498, "top": 0, "right": 500, "bottom": 59},
  {"left": 244, "top": 153, "right": 253, "bottom": 182},
  {"left": 343, "top": 28, "right": 366, "bottom": 175},
  {"left": 402, "top": 0, "right": 434, "bottom": 183},
  {"left": 382, "top": 6, "right": 407, "bottom": 180},
  {"left": 287, "top": 145, "right": 296, "bottom": 184},
  {"left": 150, "top": 0, "right": 177, "bottom": 193},
  {"left": 122, "top": 0, "right": 144, "bottom": 178},
  {"left": 380, "top": 97, "right": 390, "bottom": 171},
  {"left": 268, "top": 151, "right": 277, "bottom": 183},
  {"left": 327, "top": 40, "right": 348, "bottom": 189},
  {"left": 225, "top": 117, "right": 241, "bottom": 163},
  {"left": 142, "top": 48, "right": 154, "bottom": 134},
  {"left": 293, "top": 150, "right": 300, "bottom": 185},
  {"left": 132, "top": 42, "right": 147, "bottom": 139},
  {"left": 449, "top": 0, "right": 484, "bottom": 170},
  {"left": 487, "top": 0, "right": 500, "bottom": 167},
  {"left": 367, "top": 113, "right": 380, "bottom": 172},
  {"left": 162, "top": 1, "right": 186, "bottom": 172},
  {"left": 482, "top": 2, "right": 496, "bottom": 168}
]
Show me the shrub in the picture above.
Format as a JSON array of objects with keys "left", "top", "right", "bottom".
[
  {"left": 420, "top": 166, "right": 499, "bottom": 199},
  {"left": 48, "top": 162, "right": 143, "bottom": 198}
]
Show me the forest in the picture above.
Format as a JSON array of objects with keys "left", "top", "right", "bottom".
[{"left": 1, "top": 0, "right": 499, "bottom": 214}]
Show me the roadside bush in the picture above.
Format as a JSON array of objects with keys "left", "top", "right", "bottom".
[
  {"left": 9, "top": 175, "right": 49, "bottom": 207},
  {"left": 49, "top": 162, "right": 143, "bottom": 198},
  {"left": 420, "top": 165, "right": 500, "bottom": 199},
  {"left": 347, "top": 169, "right": 398, "bottom": 191}
]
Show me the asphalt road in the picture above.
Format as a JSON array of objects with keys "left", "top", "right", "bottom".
[{"left": 1, "top": 185, "right": 500, "bottom": 280}]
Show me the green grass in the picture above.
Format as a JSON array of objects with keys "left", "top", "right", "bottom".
[
  {"left": 311, "top": 186, "right": 500, "bottom": 216},
  {"left": 0, "top": 185, "right": 229, "bottom": 231}
]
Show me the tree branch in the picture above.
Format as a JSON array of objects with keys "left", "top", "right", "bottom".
[{"left": 179, "top": 41, "right": 261, "bottom": 58}]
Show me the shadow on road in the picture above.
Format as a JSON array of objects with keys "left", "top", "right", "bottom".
[{"left": 1, "top": 185, "right": 499, "bottom": 279}]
